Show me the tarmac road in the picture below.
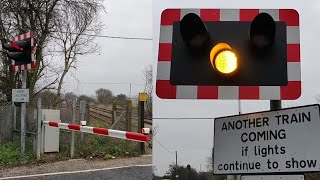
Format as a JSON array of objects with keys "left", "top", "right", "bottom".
[{"left": 1, "top": 165, "right": 152, "bottom": 180}]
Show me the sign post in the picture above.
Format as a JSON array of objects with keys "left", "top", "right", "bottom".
[
  {"left": 214, "top": 105, "right": 320, "bottom": 175},
  {"left": 139, "top": 93, "right": 148, "bottom": 155},
  {"left": 20, "top": 70, "right": 27, "bottom": 156}
]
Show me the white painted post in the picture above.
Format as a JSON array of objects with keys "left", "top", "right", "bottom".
[
  {"left": 36, "top": 98, "right": 42, "bottom": 159},
  {"left": 20, "top": 70, "right": 27, "bottom": 156},
  {"left": 70, "top": 99, "right": 76, "bottom": 158}
]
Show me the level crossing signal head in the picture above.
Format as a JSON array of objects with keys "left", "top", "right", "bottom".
[
  {"left": 170, "top": 11, "right": 287, "bottom": 86},
  {"left": 180, "top": 13, "right": 210, "bottom": 49},
  {"left": 210, "top": 43, "right": 238, "bottom": 75},
  {"left": 250, "top": 13, "right": 276, "bottom": 49},
  {"left": 2, "top": 38, "right": 32, "bottom": 65}
]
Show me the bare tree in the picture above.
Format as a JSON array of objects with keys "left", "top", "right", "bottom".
[
  {"left": 51, "top": 0, "right": 104, "bottom": 107},
  {"left": 0, "top": 0, "right": 105, "bottom": 104}
]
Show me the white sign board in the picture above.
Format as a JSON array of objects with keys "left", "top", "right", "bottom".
[
  {"left": 214, "top": 105, "right": 320, "bottom": 174},
  {"left": 12, "top": 89, "right": 29, "bottom": 102},
  {"left": 242, "top": 175, "right": 304, "bottom": 180}
]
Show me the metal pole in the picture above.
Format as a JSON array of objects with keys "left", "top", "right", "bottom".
[
  {"left": 129, "top": 83, "right": 132, "bottom": 99},
  {"left": 270, "top": 100, "right": 282, "bottom": 110},
  {"left": 36, "top": 98, "right": 42, "bottom": 159},
  {"left": 70, "top": 99, "right": 77, "bottom": 158},
  {"left": 70, "top": 99, "right": 76, "bottom": 158},
  {"left": 81, "top": 113, "right": 84, "bottom": 141},
  {"left": 231, "top": 100, "right": 242, "bottom": 180},
  {"left": 175, "top": 151, "right": 178, "bottom": 179},
  {"left": 20, "top": 70, "right": 27, "bottom": 156},
  {"left": 12, "top": 102, "right": 16, "bottom": 141},
  {"left": 140, "top": 100, "right": 145, "bottom": 155}
]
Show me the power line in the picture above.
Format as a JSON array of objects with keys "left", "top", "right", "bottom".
[
  {"left": 51, "top": 31, "right": 152, "bottom": 41},
  {"left": 80, "top": 82, "right": 144, "bottom": 86},
  {"left": 153, "top": 137, "right": 175, "bottom": 154}
]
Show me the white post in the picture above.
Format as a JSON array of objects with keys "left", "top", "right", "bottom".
[
  {"left": 36, "top": 98, "right": 42, "bottom": 159},
  {"left": 227, "top": 100, "right": 243, "bottom": 180},
  {"left": 70, "top": 99, "right": 76, "bottom": 158},
  {"left": 20, "top": 70, "right": 27, "bottom": 156}
]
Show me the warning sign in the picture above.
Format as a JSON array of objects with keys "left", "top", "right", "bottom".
[{"left": 213, "top": 105, "right": 320, "bottom": 174}]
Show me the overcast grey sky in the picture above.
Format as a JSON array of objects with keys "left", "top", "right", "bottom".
[
  {"left": 63, "top": 0, "right": 152, "bottom": 97},
  {"left": 153, "top": 0, "right": 320, "bottom": 176}
]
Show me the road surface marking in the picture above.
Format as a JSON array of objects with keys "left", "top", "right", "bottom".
[{"left": 0, "top": 164, "right": 152, "bottom": 179}]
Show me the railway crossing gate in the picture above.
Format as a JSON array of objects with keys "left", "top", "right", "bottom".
[{"left": 34, "top": 99, "right": 150, "bottom": 159}]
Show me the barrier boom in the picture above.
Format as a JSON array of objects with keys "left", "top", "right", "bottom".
[{"left": 43, "top": 121, "right": 149, "bottom": 143}]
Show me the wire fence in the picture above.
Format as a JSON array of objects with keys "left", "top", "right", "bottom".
[
  {"left": 0, "top": 98, "right": 151, "bottom": 160},
  {"left": 0, "top": 102, "right": 13, "bottom": 144}
]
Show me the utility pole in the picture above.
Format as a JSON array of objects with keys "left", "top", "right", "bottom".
[
  {"left": 20, "top": 70, "right": 27, "bottom": 156},
  {"left": 129, "top": 83, "right": 132, "bottom": 99},
  {"left": 175, "top": 150, "right": 178, "bottom": 179}
]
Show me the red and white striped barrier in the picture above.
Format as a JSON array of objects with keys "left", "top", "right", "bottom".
[{"left": 42, "top": 121, "right": 149, "bottom": 143}]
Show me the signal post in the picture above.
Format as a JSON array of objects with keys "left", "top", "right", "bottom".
[{"left": 2, "top": 32, "right": 35, "bottom": 156}]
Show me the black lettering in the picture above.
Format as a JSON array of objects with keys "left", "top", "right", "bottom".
[
  {"left": 280, "top": 146, "right": 286, "bottom": 154},
  {"left": 274, "top": 144, "right": 279, "bottom": 154},
  {"left": 235, "top": 161, "right": 239, "bottom": 170},
  {"left": 283, "top": 114, "right": 289, "bottom": 124},
  {"left": 291, "top": 114, "right": 298, "bottom": 123},
  {"left": 229, "top": 163, "right": 235, "bottom": 170},
  {"left": 255, "top": 162, "right": 261, "bottom": 169},
  {"left": 249, "top": 132, "right": 256, "bottom": 141},
  {"left": 241, "top": 133, "right": 248, "bottom": 142},
  {"left": 218, "top": 164, "right": 223, "bottom": 170},
  {"left": 300, "top": 160, "right": 306, "bottom": 168},
  {"left": 243, "top": 162, "right": 248, "bottom": 170},
  {"left": 267, "top": 159, "right": 272, "bottom": 169},
  {"left": 222, "top": 122, "right": 227, "bottom": 131},
  {"left": 279, "top": 129, "right": 286, "bottom": 139},
  {"left": 275, "top": 115, "right": 281, "bottom": 125},
  {"left": 236, "top": 120, "right": 242, "bottom": 129},
  {"left": 286, "top": 161, "right": 291, "bottom": 168},
  {"left": 272, "top": 161, "right": 278, "bottom": 169},
  {"left": 257, "top": 131, "right": 266, "bottom": 141},
  {"left": 249, "top": 119, "right": 255, "bottom": 128},
  {"left": 307, "top": 160, "right": 317, "bottom": 167},
  {"left": 228, "top": 121, "right": 235, "bottom": 130},
  {"left": 292, "top": 158, "right": 299, "bottom": 168},
  {"left": 303, "top": 112, "right": 311, "bottom": 122},
  {"left": 248, "top": 162, "right": 255, "bottom": 169},
  {"left": 267, "top": 144, "right": 274, "bottom": 155},
  {"left": 243, "top": 119, "right": 249, "bottom": 128},
  {"left": 270, "top": 130, "right": 278, "bottom": 140},
  {"left": 256, "top": 118, "right": 262, "bottom": 127},
  {"left": 261, "top": 147, "right": 267, "bottom": 157},
  {"left": 286, "top": 158, "right": 317, "bottom": 169},
  {"left": 263, "top": 117, "right": 269, "bottom": 126},
  {"left": 224, "top": 164, "right": 228, "bottom": 170}
]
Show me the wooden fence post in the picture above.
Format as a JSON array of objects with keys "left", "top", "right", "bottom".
[
  {"left": 126, "top": 100, "right": 132, "bottom": 131},
  {"left": 112, "top": 101, "right": 117, "bottom": 124}
]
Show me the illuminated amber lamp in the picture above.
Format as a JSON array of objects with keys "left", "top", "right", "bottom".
[{"left": 210, "top": 43, "right": 238, "bottom": 74}]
